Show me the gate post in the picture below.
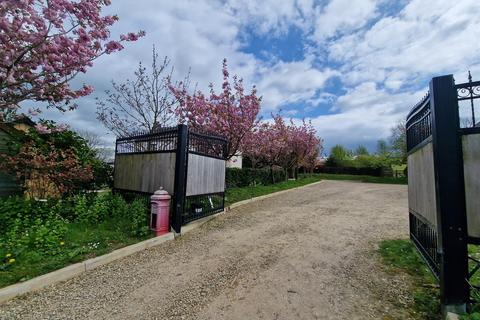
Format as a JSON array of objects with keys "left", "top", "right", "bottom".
[
  {"left": 430, "top": 75, "right": 468, "bottom": 314},
  {"left": 172, "top": 124, "right": 188, "bottom": 234}
]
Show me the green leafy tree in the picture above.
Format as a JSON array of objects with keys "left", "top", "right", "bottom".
[
  {"left": 354, "top": 145, "right": 369, "bottom": 156},
  {"left": 326, "top": 144, "right": 351, "bottom": 167},
  {"left": 376, "top": 139, "right": 390, "bottom": 156},
  {"left": 389, "top": 120, "right": 407, "bottom": 163}
]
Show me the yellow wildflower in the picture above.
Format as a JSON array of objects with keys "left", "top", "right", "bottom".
[
  {"left": 8, "top": 258, "right": 15, "bottom": 263},
  {"left": 60, "top": 241, "right": 65, "bottom": 246},
  {"left": 5, "top": 253, "right": 12, "bottom": 258}
]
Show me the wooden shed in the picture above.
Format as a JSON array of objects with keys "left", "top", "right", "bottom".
[
  {"left": 0, "top": 124, "right": 21, "bottom": 197},
  {"left": 0, "top": 117, "right": 35, "bottom": 197}
]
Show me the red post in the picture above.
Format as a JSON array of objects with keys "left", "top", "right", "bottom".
[{"left": 150, "top": 188, "right": 171, "bottom": 236}]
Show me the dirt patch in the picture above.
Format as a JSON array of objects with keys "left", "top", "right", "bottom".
[{"left": 0, "top": 180, "right": 410, "bottom": 319}]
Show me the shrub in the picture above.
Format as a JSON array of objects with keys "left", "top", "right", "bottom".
[
  {"left": 226, "top": 167, "right": 285, "bottom": 188},
  {"left": 110, "top": 194, "right": 128, "bottom": 218},
  {"left": 314, "top": 166, "right": 383, "bottom": 176},
  {"left": 0, "top": 193, "right": 150, "bottom": 260},
  {"left": 73, "top": 194, "right": 90, "bottom": 223},
  {"left": 129, "top": 199, "right": 150, "bottom": 237},
  {"left": 1, "top": 201, "right": 68, "bottom": 256}
]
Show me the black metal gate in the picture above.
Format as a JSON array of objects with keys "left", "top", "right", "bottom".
[
  {"left": 113, "top": 124, "right": 228, "bottom": 233},
  {"left": 406, "top": 73, "right": 480, "bottom": 314}
]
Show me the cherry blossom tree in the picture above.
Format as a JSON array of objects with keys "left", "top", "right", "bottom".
[
  {"left": 244, "top": 114, "right": 322, "bottom": 181},
  {"left": 169, "top": 59, "right": 261, "bottom": 160},
  {"left": 0, "top": 0, "right": 144, "bottom": 121}
]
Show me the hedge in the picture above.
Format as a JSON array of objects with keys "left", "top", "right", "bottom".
[
  {"left": 314, "top": 166, "right": 384, "bottom": 177},
  {"left": 225, "top": 167, "right": 285, "bottom": 188}
]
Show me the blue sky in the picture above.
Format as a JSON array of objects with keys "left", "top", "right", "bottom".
[{"left": 38, "top": 0, "right": 480, "bottom": 154}]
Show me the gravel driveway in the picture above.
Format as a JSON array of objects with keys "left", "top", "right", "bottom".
[{"left": 0, "top": 180, "right": 411, "bottom": 320}]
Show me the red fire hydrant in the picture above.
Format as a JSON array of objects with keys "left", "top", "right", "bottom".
[{"left": 150, "top": 188, "right": 171, "bottom": 236}]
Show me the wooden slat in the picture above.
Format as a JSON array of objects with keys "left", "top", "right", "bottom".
[
  {"left": 408, "top": 141, "right": 437, "bottom": 227},
  {"left": 463, "top": 133, "right": 480, "bottom": 238},
  {"left": 114, "top": 153, "right": 176, "bottom": 194},
  {"left": 186, "top": 154, "right": 225, "bottom": 196}
]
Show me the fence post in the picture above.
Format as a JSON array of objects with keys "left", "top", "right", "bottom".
[
  {"left": 430, "top": 75, "right": 468, "bottom": 314},
  {"left": 172, "top": 124, "right": 188, "bottom": 234}
]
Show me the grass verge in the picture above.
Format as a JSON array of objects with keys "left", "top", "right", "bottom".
[
  {"left": 378, "top": 240, "right": 480, "bottom": 319},
  {"left": 0, "top": 218, "right": 152, "bottom": 288},
  {"left": 225, "top": 175, "right": 323, "bottom": 206},
  {"left": 314, "top": 173, "right": 407, "bottom": 184},
  {"left": 225, "top": 173, "right": 407, "bottom": 206},
  {"left": 378, "top": 239, "right": 440, "bottom": 319}
]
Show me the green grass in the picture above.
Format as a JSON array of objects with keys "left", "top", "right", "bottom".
[
  {"left": 0, "top": 218, "right": 152, "bottom": 288},
  {"left": 225, "top": 173, "right": 407, "bottom": 206},
  {"left": 225, "top": 175, "right": 323, "bottom": 206},
  {"left": 378, "top": 240, "right": 480, "bottom": 319},
  {"left": 314, "top": 173, "right": 408, "bottom": 184},
  {"left": 378, "top": 239, "right": 440, "bottom": 319}
]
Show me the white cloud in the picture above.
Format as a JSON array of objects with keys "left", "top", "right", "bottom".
[
  {"left": 313, "top": 0, "right": 379, "bottom": 41},
  {"left": 225, "top": 0, "right": 314, "bottom": 36},
  {"left": 327, "top": 0, "right": 480, "bottom": 87},
  {"left": 21, "top": 0, "right": 480, "bottom": 152},
  {"left": 311, "top": 83, "right": 425, "bottom": 151},
  {"left": 257, "top": 58, "right": 338, "bottom": 111}
]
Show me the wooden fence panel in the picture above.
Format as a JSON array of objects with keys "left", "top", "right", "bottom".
[
  {"left": 408, "top": 141, "right": 437, "bottom": 227},
  {"left": 186, "top": 154, "right": 225, "bottom": 196},
  {"left": 114, "top": 153, "right": 176, "bottom": 194},
  {"left": 463, "top": 133, "right": 480, "bottom": 238}
]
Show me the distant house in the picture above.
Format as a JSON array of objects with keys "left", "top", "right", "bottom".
[
  {"left": 226, "top": 154, "right": 243, "bottom": 169},
  {"left": 0, "top": 117, "right": 35, "bottom": 197}
]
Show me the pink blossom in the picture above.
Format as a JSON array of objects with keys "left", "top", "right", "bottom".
[
  {"left": 35, "top": 123, "right": 52, "bottom": 134},
  {"left": 169, "top": 59, "right": 261, "bottom": 160},
  {"left": 0, "top": 0, "right": 145, "bottom": 121},
  {"left": 52, "top": 123, "right": 68, "bottom": 132}
]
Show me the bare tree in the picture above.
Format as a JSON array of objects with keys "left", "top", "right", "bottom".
[
  {"left": 77, "top": 130, "right": 114, "bottom": 162},
  {"left": 96, "top": 46, "right": 183, "bottom": 136}
]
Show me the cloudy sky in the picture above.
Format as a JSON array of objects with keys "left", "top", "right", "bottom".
[{"left": 37, "top": 0, "right": 480, "bottom": 154}]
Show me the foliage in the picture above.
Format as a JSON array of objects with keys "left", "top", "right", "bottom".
[
  {"left": 325, "top": 144, "right": 351, "bottom": 167},
  {"left": 225, "top": 167, "right": 285, "bottom": 188},
  {"left": 325, "top": 143, "right": 403, "bottom": 170},
  {"left": 170, "top": 59, "right": 261, "bottom": 160},
  {"left": 376, "top": 139, "right": 390, "bottom": 155},
  {"left": 97, "top": 46, "right": 181, "bottom": 136},
  {"left": 0, "top": 122, "right": 94, "bottom": 197},
  {"left": 355, "top": 145, "right": 369, "bottom": 156},
  {"left": 306, "top": 173, "right": 407, "bottom": 185},
  {"left": 316, "top": 166, "right": 383, "bottom": 177},
  {"left": 0, "top": 193, "right": 151, "bottom": 287},
  {"left": 0, "top": 121, "right": 113, "bottom": 196},
  {"left": 390, "top": 120, "right": 407, "bottom": 163},
  {"left": 0, "top": 0, "right": 144, "bottom": 120},
  {"left": 129, "top": 199, "right": 150, "bottom": 237},
  {"left": 243, "top": 114, "right": 322, "bottom": 178}
]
